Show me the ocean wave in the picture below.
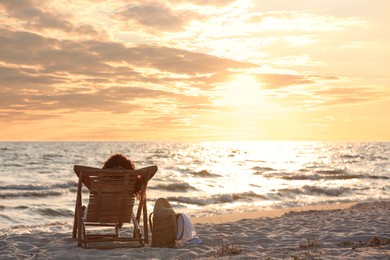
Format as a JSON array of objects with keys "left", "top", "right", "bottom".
[
  {"left": 167, "top": 191, "right": 265, "bottom": 206},
  {"left": 281, "top": 173, "right": 389, "bottom": 181},
  {"left": 42, "top": 154, "right": 64, "bottom": 159},
  {"left": 0, "top": 181, "right": 77, "bottom": 191},
  {"left": 281, "top": 174, "right": 359, "bottom": 181},
  {"left": 232, "top": 191, "right": 266, "bottom": 201},
  {"left": 0, "top": 214, "right": 13, "bottom": 221},
  {"left": 279, "top": 185, "right": 354, "bottom": 197},
  {"left": 189, "top": 169, "right": 221, "bottom": 178},
  {"left": 0, "top": 191, "right": 62, "bottom": 199},
  {"left": 382, "top": 185, "right": 390, "bottom": 190},
  {"left": 15, "top": 206, "right": 29, "bottom": 209},
  {"left": 35, "top": 208, "right": 74, "bottom": 217},
  {"left": 368, "top": 155, "right": 388, "bottom": 161},
  {"left": 53, "top": 181, "right": 78, "bottom": 189},
  {"left": 340, "top": 154, "right": 364, "bottom": 160},
  {"left": 366, "top": 175, "right": 389, "bottom": 180},
  {"left": 252, "top": 166, "right": 275, "bottom": 174},
  {"left": 2, "top": 163, "right": 24, "bottom": 167},
  {"left": 147, "top": 154, "right": 167, "bottom": 159},
  {"left": 316, "top": 169, "right": 348, "bottom": 175},
  {"left": 150, "top": 182, "right": 197, "bottom": 192},
  {"left": 281, "top": 174, "right": 322, "bottom": 180},
  {"left": 3, "top": 220, "right": 72, "bottom": 233},
  {"left": 228, "top": 150, "right": 240, "bottom": 157}
]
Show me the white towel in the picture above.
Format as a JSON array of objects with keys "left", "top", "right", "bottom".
[{"left": 176, "top": 213, "right": 201, "bottom": 246}]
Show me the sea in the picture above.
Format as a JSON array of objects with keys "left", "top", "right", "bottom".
[{"left": 0, "top": 141, "right": 389, "bottom": 231}]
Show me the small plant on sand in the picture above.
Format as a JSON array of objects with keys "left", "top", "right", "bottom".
[
  {"left": 337, "top": 240, "right": 354, "bottom": 247},
  {"left": 291, "top": 237, "right": 321, "bottom": 260},
  {"left": 368, "top": 236, "right": 381, "bottom": 247},
  {"left": 337, "top": 236, "right": 390, "bottom": 249},
  {"left": 299, "top": 237, "right": 321, "bottom": 251},
  {"left": 207, "top": 218, "right": 244, "bottom": 258},
  {"left": 367, "top": 236, "right": 390, "bottom": 247},
  {"left": 212, "top": 241, "right": 243, "bottom": 257}
]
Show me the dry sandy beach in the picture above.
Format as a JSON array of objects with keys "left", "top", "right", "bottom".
[{"left": 1, "top": 201, "right": 389, "bottom": 259}]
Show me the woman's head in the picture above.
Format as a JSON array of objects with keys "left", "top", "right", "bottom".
[
  {"left": 102, "top": 153, "right": 135, "bottom": 170},
  {"left": 102, "top": 153, "right": 143, "bottom": 199}
]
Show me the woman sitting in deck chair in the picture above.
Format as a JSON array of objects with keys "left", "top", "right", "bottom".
[{"left": 73, "top": 153, "right": 158, "bottom": 248}]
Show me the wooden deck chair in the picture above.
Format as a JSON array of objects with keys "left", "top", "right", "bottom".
[{"left": 72, "top": 165, "right": 157, "bottom": 249}]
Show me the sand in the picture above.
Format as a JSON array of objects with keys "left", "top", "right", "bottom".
[{"left": 1, "top": 201, "right": 389, "bottom": 259}]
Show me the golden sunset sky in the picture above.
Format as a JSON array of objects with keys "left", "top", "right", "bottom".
[{"left": 0, "top": 0, "right": 389, "bottom": 141}]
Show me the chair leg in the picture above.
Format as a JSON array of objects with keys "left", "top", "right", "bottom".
[
  {"left": 131, "top": 213, "right": 143, "bottom": 246},
  {"left": 143, "top": 199, "right": 148, "bottom": 244},
  {"left": 81, "top": 223, "right": 87, "bottom": 248},
  {"left": 72, "top": 205, "right": 78, "bottom": 239},
  {"left": 77, "top": 206, "right": 84, "bottom": 247}
]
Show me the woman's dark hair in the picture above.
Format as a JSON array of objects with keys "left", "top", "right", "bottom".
[
  {"left": 102, "top": 153, "right": 135, "bottom": 170},
  {"left": 102, "top": 153, "right": 143, "bottom": 199}
]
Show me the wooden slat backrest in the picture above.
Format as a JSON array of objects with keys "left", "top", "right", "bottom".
[{"left": 81, "top": 169, "right": 146, "bottom": 223}]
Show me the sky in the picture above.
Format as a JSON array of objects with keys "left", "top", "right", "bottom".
[{"left": 0, "top": 0, "right": 389, "bottom": 141}]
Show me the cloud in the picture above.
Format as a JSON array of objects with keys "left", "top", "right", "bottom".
[
  {"left": 0, "top": 66, "right": 62, "bottom": 89},
  {"left": 314, "top": 87, "right": 387, "bottom": 106},
  {"left": 0, "top": 59, "right": 216, "bottom": 121},
  {"left": 248, "top": 9, "right": 362, "bottom": 32},
  {"left": 1, "top": 0, "right": 388, "bottom": 141},
  {"left": 0, "top": 83, "right": 213, "bottom": 114},
  {"left": 272, "top": 85, "right": 389, "bottom": 112},
  {"left": 0, "top": 0, "right": 100, "bottom": 36},
  {"left": 0, "top": 27, "right": 255, "bottom": 75},
  {"left": 167, "top": 0, "right": 236, "bottom": 7},
  {"left": 0, "top": 22, "right": 257, "bottom": 122},
  {"left": 0, "top": 110, "right": 59, "bottom": 122},
  {"left": 113, "top": 2, "right": 203, "bottom": 32},
  {"left": 255, "top": 73, "right": 315, "bottom": 89},
  {"left": 124, "top": 45, "right": 255, "bottom": 74},
  {"left": 0, "top": 27, "right": 257, "bottom": 121}
]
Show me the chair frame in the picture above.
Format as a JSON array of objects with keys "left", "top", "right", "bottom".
[{"left": 72, "top": 166, "right": 155, "bottom": 248}]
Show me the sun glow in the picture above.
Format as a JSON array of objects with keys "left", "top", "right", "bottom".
[
  {"left": 216, "top": 74, "right": 268, "bottom": 110},
  {"left": 209, "top": 74, "right": 276, "bottom": 140}
]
